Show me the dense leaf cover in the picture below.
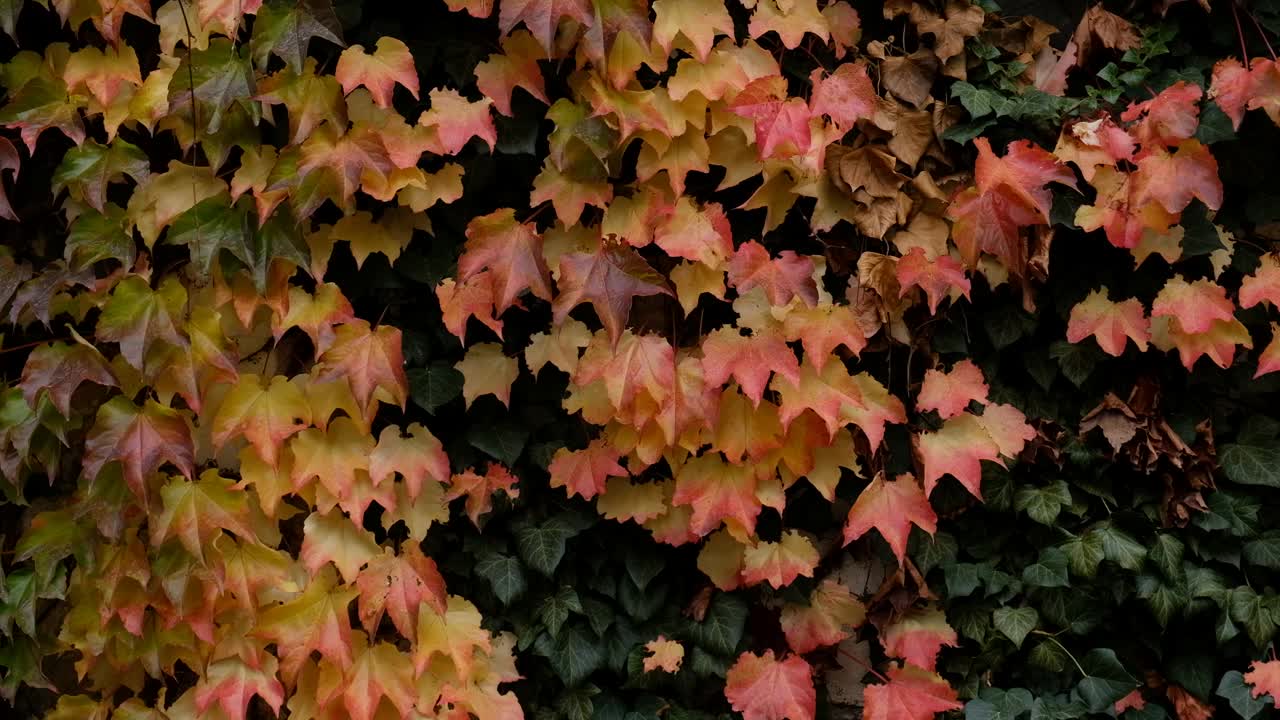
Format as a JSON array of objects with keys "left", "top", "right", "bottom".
[{"left": 1, "top": 0, "right": 1280, "bottom": 719}]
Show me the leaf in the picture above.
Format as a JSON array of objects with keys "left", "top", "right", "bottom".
[
  {"left": 290, "top": 416, "right": 375, "bottom": 502},
  {"left": 335, "top": 37, "right": 419, "bottom": 108},
  {"left": 455, "top": 342, "right": 520, "bottom": 408},
  {"left": 1077, "top": 649, "right": 1139, "bottom": 712},
  {"left": 82, "top": 397, "right": 194, "bottom": 503},
  {"left": 740, "top": 531, "right": 818, "bottom": 589},
  {"left": 780, "top": 579, "right": 866, "bottom": 654},
  {"left": 1133, "top": 140, "right": 1223, "bottom": 215},
  {"left": 211, "top": 375, "right": 311, "bottom": 468},
  {"left": 895, "top": 248, "right": 971, "bottom": 314},
  {"left": 51, "top": 139, "right": 148, "bottom": 212},
  {"left": 19, "top": 340, "right": 118, "bottom": 417},
  {"left": 550, "top": 623, "right": 606, "bottom": 686},
  {"left": 1152, "top": 276, "right": 1235, "bottom": 335},
  {"left": 1217, "top": 670, "right": 1271, "bottom": 718},
  {"left": 414, "top": 594, "right": 491, "bottom": 677},
  {"left": 992, "top": 607, "right": 1038, "bottom": 649},
  {"left": 1220, "top": 420, "right": 1280, "bottom": 488},
  {"left": 1121, "top": 80, "right": 1202, "bottom": 147},
  {"left": 408, "top": 362, "right": 464, "bottom": 413},
  {"left": 317, "top": 319, "right": 409, "bottom": 415},
  {"left": 151, "top": 470, "right": 254, "bottom": 563},
  {"left": 254, "top": 60, "right": 348, "bottom": 145},
  {"left": 553, "top": 241, "right": 673, "bottom": 347},
  {"left": 300, "top": 510, "right": 379, "bottom": 582},
  {"left": 168, "top": 38, "right": 256, "bottom": 134},
  {"left": 194, "top": 654, "right": 286, "bottom": 720},
  {"left": 548, "top": 439, "right": 626, "bottom": 501},
  {"left": 673, "top": 454, "right": 763, "bottom": 537},
  {"left": 251, "top": 0, "right": 344, "bottom": 73},
  {"left": 809, "top": 62, "right": 876, "bottom": 133},
  {"left": 727, "top": 241, "right": 818, "bottom": 307},
  {"left": 355, "top": 544, "right": 446, "bottom": 637},
  {"left": 701, "top": 326, "right": 801, "bottom": 407},
  {"left": 420, "top": 88, "right": 497, "bottom": 154},
  {"left": 458, "top": 209, "right": 552, "bottom": 314},
  {"left": 474, "top": 29, "right": 548, "bottom": 116},
  {"left": 725, "top": 651, "right": 815, "bottom": 720},
  {"left": 862, "top": 663, "right": 962, "bottom": 720},
  {"left": 1244, "top": 660, "right": 1280, "bottom": 708},
  {"left": 256, "top": 566, "right": 359, "bottom": 683},
  {"left": 1066, "top": 289, "right": 1150, "bottom": 357},
  {"left": 475, "top": 553, "right": 526, "bottom": 604},
  {"left": 916, "top": 359, "right": 988, "bottom": 420},
  {"left": 1022, "top": 547, "right": 1070, "bottom": 588},
  {"left": 343, "top": 634, "right": 417, "bottom": 720},
  {"left": 445, "top": 464, "right": 520, "bottom": 526},
  {"left": 515, "top": 516, "right": 579, "bottom": 576},
  {"left": 881, "top": 606, "right": 958, "bottom": 671},
  {"left": 96, "top": 275, "right": 189, "bottom": 370},
  {"left": 643, "top": 636, "right": 685, "bottom": 673},
  {"left": 916, "top": 413, "right": 1002, "bottom": 499},
  {"left": 652, "top": 0, "right": 734, "bottom": 61},
  {"left": 843, "top": 473, "right": 937, "bottom": 565}
]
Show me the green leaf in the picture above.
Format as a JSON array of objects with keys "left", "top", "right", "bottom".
[
  {"left": 166, "top": 198, "right": 309, "bottom": 291},
  {"left": 1244, "top": 531, "right": 1280, "bottom": 569},
  {"left": 514, "top": 517, "right": 579, "bottom": 577},
  {"left": 624, "top": 544, "right": 664, "bottom": 592},
  {"left": 1149, "top": 534, "right": 1185, "bottom": 579},
  {"left": 985, "top": 305, "right": 1035, "bottom": 350},
  {"left": 1136, "top": 574, "right": 1187, "bottom": 626},
  {"left": 168, "top": 38, "right": 257, "bottom": 134},
  {"left": 475, "top": 553, "right": 525, "bottom": 604},
  {"left": 945, "top": 563, "right": 982, "bottom": 597},
  {"left": 689, "top": 593, "right": 746, "bottom": 656},
  {"left": 550, "top": 624, "right": 605, "bottom": 686},
  {"left": 992, "top": 606, "right": 1038, "bottom": 649},
  {"left": 581, "top": 596, "right": 614, "bottom": 637},
  {"left": 1048, "top": 340, "right": 1098, "bottom": 387},
  {"left": 1022, "top": 547, "right": 1069, "bottom": 588},
  {"left": 1167, "top": 653, "right": 1213, "bottom": 702},
  {"left": 1094, "top": 525, "right": 1147, "bottom": 571},
  {"left": 1028, "top": 639, "right": 1068, "bottom": 673},
  {"left": 1180, "top": 203, "right": 1224, "bottom": 257},
  {"left": 66, "top": 205, "right": 135, "bottom": 270},
  {"left": 951, "top": 81, "right": 996, "bottom": 117},
  {"left": 1228, "top": 586, "right": 1279, "bottom": 647},
  {"left": 1014, "top": 481, "right": 1071, "bottom": 525},
  {"left": 467, "top": 420, "right": 529, "bottom": 465},
  {"left": 51, "top": 139, "right": 149, "bottom": 211},
  {"left": 1076, "top": 648, "right": 1138, "bottom": 713},
  {"left": 252, "top": 0, "right": 345, "bottom": 72},
  {"left": 1194, "top": 490, "right": 1261, "bottom": 536},
  {"left": 1061, "top": 532, "right": 1105, "bottom": 578},
  {"left": 965, "top": 687, "right": 1033, "bottom": 720},
  {"left": 540, "top": 586, "right": 584, "bottom": 638},
  {"left": 1216, "top": 670, "right": 1268, "bottom": 720},
  {"left": 1221, "top": 419, "right": 1280, "bottom": 488},
  {"left": 408, "top": 362, "right": 464, "bottom": 414}
]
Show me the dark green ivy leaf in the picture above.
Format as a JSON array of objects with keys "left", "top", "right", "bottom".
[
  {"left": 1216, "top": 670, "right": 1269, "bottom": 720},
  {"left": 550, "top": 624, "right": 605, "bottom": 686},
  {"left": 992, "top": 606, "right": 1038, "bottom": 649},
  {"left": 474, "top": 552, "right": 525, "bottom": 604},
  {"left": 514, "top": 517, "right": 580, "bottom": 577},
  {"left": 409, "top": 362, "right": 464, "bottom": 414},
  {"left": 1076, "top": 648, "right": 1138, "bottom": 712},
  {"left": 1022, "top": 547, "right": 1070, "bottom": 588}
]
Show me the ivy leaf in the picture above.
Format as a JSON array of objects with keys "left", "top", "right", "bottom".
[
  {"left": 515, "top": 516, "right": 579, "bottom": 576},
  {"left": 991, "top": 607, "right": 1038, "bottom": 649},
  {"left": 19, "top": 340, "right": 118, "bottom": 417},
  {"left": 467, "top": 420, "right": 529, "bottom": 466},
  {"left": 475, "top": 553, "right": 526, "bottom": 604},
  {"left": 66, "top": 205, "right": 135, "bottom": 270},
  {"left": 539, "top": 586, "right": 584, "bottom": 638},
  {"left": 1013, "top": 481, "right": 1071, "bottom": 525},
  {"left": 82, "top": 397, "right": 194, "bottom": 504},
  {"left": 1220, "top": 418, "right": 1280, "bottom": 488},
  {"left": 1216, "top": 670, "right": 1269, "bottom": 719},
  {"left": 691, "top": 593, "right": 748, "bottom": 656},
  {"left": 408, "top": 362, "right": 464, "bottom": 414},
  {"left": 151, "top": 470, "right": 255, "bottom": 564},
  {"left": 335, "top": 37, "right": 419, "bottom": 108},
  {"left": 550, "top": 624, "right": 606, "bottom": 686},
  {"left": 1076, "top": 648, "right": 1138, "bottom": 712},
  {"left": 1244, "top": 532, "right": 1280, "bottom": 569},
  {"left": 251, "top": 0, "right": 345, "bottom": 72},
  {"left": 1021, "top": 547, "right": 1070, "bottom": 588}
]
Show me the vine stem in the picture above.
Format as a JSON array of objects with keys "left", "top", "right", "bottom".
[
  {"left": 1246, "top": 8, "right": 1278, "bottom": 61},
  {"left": 837, "top": 646, "right": 888, "bottom": 683},
  {"left": 1232, "top": 1, "right": 1251, "bottom": 61},
  {"left": 1031, "top": 631, "right": 1087, "bottom": 678},
  {"left": 0, "top": 337, "right": 65, "bottom": 354}
]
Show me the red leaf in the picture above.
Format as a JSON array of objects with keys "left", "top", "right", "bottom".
[
  {"left": 83, "top": 397, "right": 194, "bottom": 503},
  {"left": 863, "top": 664, "right": 962, "bottom": 720},
  {"left": 1067, "top": 289, "right": 1150, "bottom": 356},
  {"left": 915, "top": 414, "right": 1001, "bottom": 499},
  {"left": 445, "top": 464, "right": 520, "bottom": 527},
  {"left": 809, "top": 63, "right": 876, "bottom": 133},
  {"left": 368, "top": 423, "right": 451, "bottom": 500},
  {"left": 548, "top": 439, "right": 627, "bottom": 500},
  {"left": 419, "top": 88, "right": 497, "bottom": 154},
  {"left": 781, "top": 304, "right": 868, "bottom": 370},
  {"left": 673, "top": 454, "right": 762, "bottom": 537},
  {"left": 729, "top": 76, "right": 812, "bottom": 160},
  {"left": 780, "top": 579, "right": 866, "bottom": 654},
  {"left": 843, "top": 473, "right": 937, "bottom": 565},
  {"left": 335, "top": 37, "right": 419, "bottom": 108},
  {"left": 553, "top": 241, "right": 674, "bottom": 347},
  {"left": 916, "top": 359, "right": 989, "bottom": 420},
  {"left": 972, "top": 137, "right": 1078, "bottom": 222},
  {"left": 895, "top": 247, "right": 971, "bottom": 314},
  {"left": 1239, "top": 254, "right": 1280, "bottom": 310},
  {"left": 355, "top": 544, "right": 447, "bottom": 638},
  {"left": 458, "top": 208, "right": 552, "bottom": 313},
  {"left": 725, "top": 651, "right": 815, "bottom": 720},
  {"left": 20, "top": 340, "right": 118, "bottom": 417},
  {"left": 701, "top": 326, "right": 801, "bottom": 406},
  {"left": 1244, "top": 659, "right": 1280, "bottom": 707},
  {"left": 317, "top": 319, "right": 409, "bottom": 415},
  {"left": 1152, "top": 276, "right": 1236, "bottom": 334},
  {"left": 1132, "top": 139, "right": 1223, "bottom": 214},
  {"left": 474, "top": 29, "right": 548, "bottom": 116},
  {"left": 1210, "top": 58, "right": 1253, "bottom": 129},
  {"left": 498, "top": 0, "right": 593, "bottom": 53},
  {"left": 728, "top": 241, "right": 819, "bottom": 307},
  {"left": 1121, "top": 81, "right": 1202, "bottom": 148}
]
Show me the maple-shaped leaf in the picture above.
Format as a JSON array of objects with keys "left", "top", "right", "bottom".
[
  {"left": 741, "top": 531, "right": 819, "bottom": 589},
  {"left": 368, "top": 423, "right": 450, "bottom": 500},
  {"left": 781, "top": 304, "right": 867, "bottom": 371},
  {"left": 474, "top": 29, "right": 548, "bottom": 116},
  {"left": 809, "top": 62, "right": 876, "bottom": 133},
  {"left": 342, "top": 632, "right": 418, "bottom": 720},
  {"left": 1120, "top": 80, "right": 1202, "bottom": 148},
  {"left": 335, "top": 37, "right": 418, "bottom": 108},
  {"left": 1066, "top": 288, "right": 1150, "bottom": 356},
  {"left": 51, "top": 138, "right": 149, "bottom": 212},
  {"left": 1240, "top": 254, "right": 1280, "bottom": 309},
  {"left": 446, "top": 464, "right": 520, "bottom": 527},
  {"left": 168, "top": 38, "right": 256, "bottom": 134},
  {"left": 1052, "top": 117, "right": 1136, "bottom": 181},
  {"left": 458, "top": 208, "right": 552, "bottom": 313},
  {"left": 419, "top": 88, "right": 497, "bottom": 154},
  {"left": 415, "top": 594, "right": 492, "bottom": 678},
  {"left": 437, "top": 272, "right": 504, "bottom": 341},
  {"left": 301, "top": 510, "right": 379, "bottom": 582},
  {"left": 771, "top": 361, "right": 906, "bottom": 448},
  {"left": 548, "top": 439, "right": 627, "bottom": 501},
  {"left": 316, "top": 319, "right": 408, "bottom": 415},
  {"left": 498, "top": 0, "right": 593, "bottom": 54},
  {"left": 843, "top": 473, "right": 937, "bottom": 565},
  {"left": 1152, "top": 276, "right": 1235, "bottom": 334},
  {"left": 83, "top": 397, "right": 194, "bottom": 503},
  {"left": 915, "top": 413, "right": 1002, "bottom": 499},
  {"left": 526, "top": 318, "right": 592, "bottom": 375},
  {"left": 290, "top": 416, "right": 375, "bottom": 502},
  {"left": 643, "top": 636, "right": 685, "bottom": 673},
  {"left": 290, "top": 123, "right": 394, "bottom": 214},
  {"left": 151, "top": 470, "right": 255, "bottom": 563},
  {"left": 355, "top": 544, "right": 446, "bottom": 638},
  {"left": 1209, "top": 58, "right": 1254, "bottom": 129},
  {"left": 0, "top": 76, "right": 87, "bottom": 153},
  {"left": 20, "top": 339, "right": 117, "bottom": 417},
  {"left": 212, "top": 375, "right": 311, "bottom": 468},
  {"left": 1256, "top": 323, "right": 1280, "bottom": 378},
  {"left": 456, "top": 342, "right": 520, "bottom": 408},
  {"left": 598, "top": 478, "right": 669, "bottom": 525},
  {"left": 947, "top": 184, "right": 1043, "bottom": 271},
  {"left": 250, "top": 0, "right": 344, "bottom": 73},
  {"left": 729, "top": 76, "right": 812, "bottom": 160},
  {"left": 673, "top": 454, "right": 762, "bottom": 537},
  {"left": 1162, "top": 315, "right": 1253, "bottom": 371},
  {"left": 975, "top": 403, "right": 1034, "bottom": 459},
  {"left": 972, "top": 137, "right": 1077, "bottom": 222},
  {"left": 254, "top": 60, "right": 348, "bottom": 145},
  {"left": 748, "top": 0, "right": 830, "bottom": 50},
  {"left": 702, "top": 326, "right": 801, "bottom": 406},
  {"left": 728, "top": 241, "right": 819, "bottom": 307},
  {"left": 1244, "top": 659, "right": 1280, "bottom": 707},
  {"left": 725, "top": 651, "right": 815, "bottom": 720},
  {"left": 653, "top": 0, "right": 734, "bottom": 61},
  {"left": 917, "top": 359, "right": 989, "bottom": 420},
  {"left": 212, "top": 533, "right": 297, "bottom": 614},
  {"left": 553, "top": 241, "right": 674, "bottom": 347},
  {"left": 96, "top": 276, "right": 189, "bottom": 370},
  {"left": 895, "top": 247, "right": 971, "bottom": 314},
  {"left": 653, "top": 197, "right": 734, "bottom": 268},
  {"left": 862, "top": 663, "right": 962, "bottom": 720},
  {"left": 194, "top": 654, "right": 285, "bottom": 720},
  {"left": 780, "top": 579, "right": 866, "bottom": 654},
  {"left": 1132, "top": 139, "right": 1223, "bottom": 214},
  {"left": 256, "top": 566, "right": 359, "bottom": 684},
  {"left": 880, "top": 606, "right": 958, "bottom": 672}
]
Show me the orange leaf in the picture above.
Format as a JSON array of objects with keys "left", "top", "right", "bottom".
[
  {"left": 916, "top": 413, "right": 1002, "bottom": 499},
  {"left": 725, "top": 651, "right": 815, "bottom": 720},
  {"left": 729, "top": 76, "right": 812, "bottom": 160},
  {"left": 1132, "top": 139, "right": 1223, "bottom": 215},
  {"left": 916, "top": 359, "right": 989, "bottom": 420},
  {"left": 780, "top": 579, "right": 866, "bottom": 654},
  {"left": 548, "top": 439, "right": 627, "bottom": 500},
  {"left": 880, "top": 606, "right": 958, "bottom": 671},
  {"left": 728, "top": 241, "right": 819, "bottom": 307},
  {"left": 446, "top": 464, "right": 520, "bottom": 527},
  {"left": 1152, "top": 276, "right": 1235, "bottom": 335},
  {"left": 255, "top": 566, "right": 359, "bottom": 684},
  {"left": 83, "top": 396, "right": 194, "bottom": 503},
  {"left": 862, "top": 663, "right": 962, "bottom": 720},
  {"left": 643, "top": 635, "right": 685, "bottom": 673},
  {"left": 895, "top": 247, "right": 971, "bottom": 314},
  {"left": 317, "top": 319, "right": 409, "bottom": 415},
  {"left": 355, "top": 544, "right": 447, "bottom": 638},
  {"left": 553, "top": 242, "right": 674, "bottom": 347},
  {"left": 672, "top": 454, "right": 762, "bottom": 537},
  {"left": 843, "top": 473, "right": 937, "bottom": 565},
  {"left": 1120, "top": 80, "right": 1202, "bottom": 147},
  {"left": 369, "top": 423, "right": 451, "bottom": 500},
  {"left": 1244, "top": 659, "right": 1280, "bottom": 707},
  {"left": 741, "top": 531, "right": 818, "bottom": 589},
  {"left": 701, "top": 326, "right": 801, "bottom": 406},
  {"left": 335, "top": 37, "right": 419, "bottom": 108},
  {"left": 1067, "top": 289, "right": 1150, "bottom": 356}
]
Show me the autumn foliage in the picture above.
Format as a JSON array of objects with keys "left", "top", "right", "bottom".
[{"left": 1, "top": 0, "right": 1280, "bottom": 719}]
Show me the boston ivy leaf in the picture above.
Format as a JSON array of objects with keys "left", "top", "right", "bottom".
[
  {"left": 408, "top": 362, "right": 465, "bottom": 414},
  {"left": 475, "top": 552, "right": 526, "bottom": 604},
  {"left": 252, "top": 0, "right": 345, "bottom": 72},
  {"left": 51, "top": 139, "right": 149, "bottom": 212},
  {"left": 66, "top": 205, "right": 135, "bottom": 270},
  {"left": 168, "top": 38, "right": 257, "bottom": 134},
  {"left": 1076, "top": 648, "right": 1138, "bottom": 712},
  {"left": 991, "top": 607, "right": 1038, "bottom": 649}
]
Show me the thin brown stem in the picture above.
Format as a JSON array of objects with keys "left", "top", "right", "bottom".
[
  {"left": 1247, "top": 8, "right": 1278, "bottom": 61},
  {"left": 1232, "top": 1, "right": 1251, "bottom": 61},
  {"left": 837, "top": 647, "right": 888, "bottom": 683}
]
